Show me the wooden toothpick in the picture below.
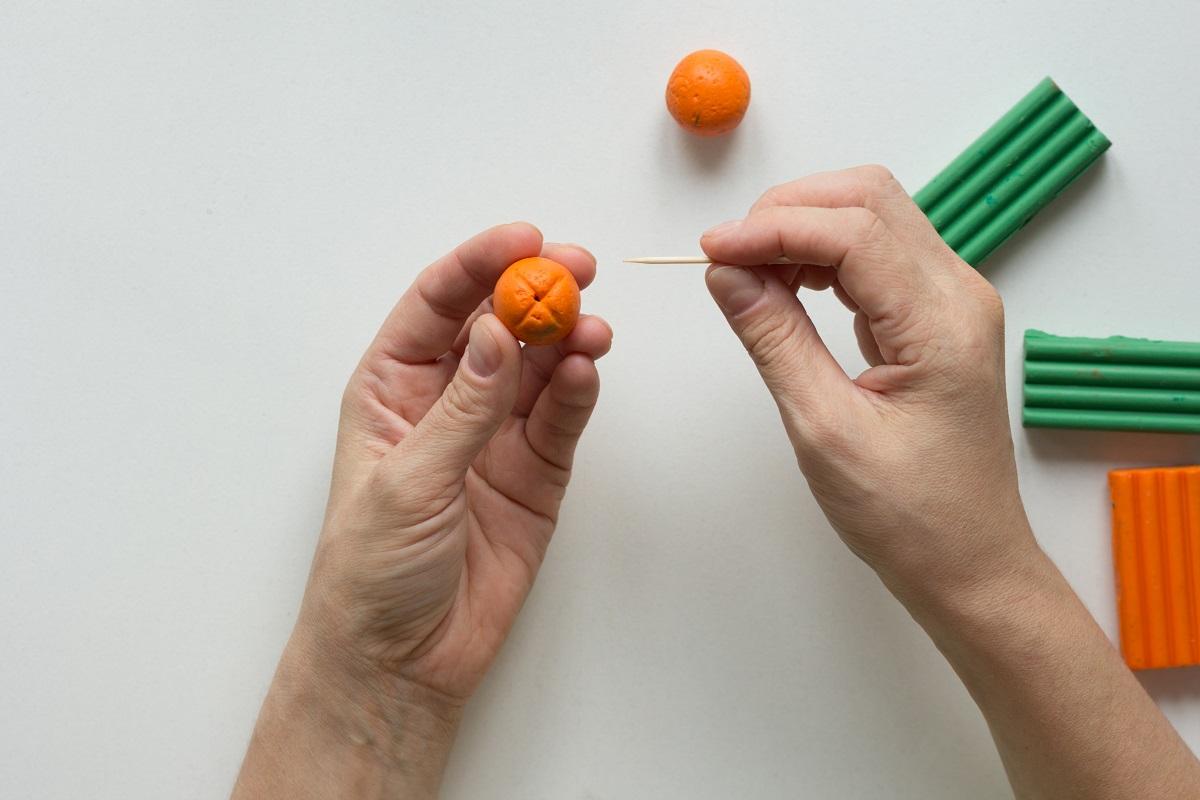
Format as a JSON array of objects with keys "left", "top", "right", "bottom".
[
  {"left": 623, "top": 256, "right": 797, "bottom": 265},
  {"left": 623, "top": 256, "right": 713, "bottom": 264}
]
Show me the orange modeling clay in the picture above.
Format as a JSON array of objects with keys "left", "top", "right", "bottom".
[
  {"left": 1110, "top": 466, "right": 1200, "bottom": 670},
  {"left": 493, "top": 257, "right": 580, "bottom": 346},
  {"left": 665, "top": 49, "right": 751, "bottom": 137}
]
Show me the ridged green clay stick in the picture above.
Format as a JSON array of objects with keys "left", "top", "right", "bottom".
[
  {"left": 913, "top": 78, "right": 1060, "bottom": 211},
  {"left": 924, "top": 92, "right": 1078, "bottom": 231},
  {"left": 942, "top": 112, "right": 1097, "bottom": 253},
  {"left": 1023, "top": 408, "right": 1200, "bottom": 435},
  {"left": 1024, "top": 385, "right": 1200, "bottom": 414},
  {"left": 914, "top": 77, "right": 1110, "bottom": 266},
  {"left": 957, "top": 128, "right": 1110, "bottom": 265},
  {"left": 1023, "top": 331, "right": 1200, "bottom": 434},
  {"left": 1024, "top": 362, "right": 1200, "bottom": 391},
  {"left": 1025, "top": 332, "right": 1200, "bottom": 367}
]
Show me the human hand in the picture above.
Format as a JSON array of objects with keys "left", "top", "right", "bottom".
[
  {"left": 701, "top": 166, "right": 1036, "bottom": 603},
  {"left": 308, "top": 222, "right": 610, "bottom": 697},
  {"left": 701, "top": 166, "right": 1200, "bottom": 800},
  {"left": 233, "top": 224, "right": 611, "bottom": 798}
]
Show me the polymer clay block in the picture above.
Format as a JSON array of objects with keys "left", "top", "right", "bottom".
[
  {"left": 914, "top": 78, "right": 1110, "bottom": 266},
  {"left": 1023, "top": 331, "right": 1200, "bottom": 434},
  {"left": 1110, "top": 466, "right": 1200, "bottom": 670}
]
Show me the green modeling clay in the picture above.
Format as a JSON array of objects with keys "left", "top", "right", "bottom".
[
  {"left": 1023, "top": 330, "right": 1200, "bottom": 434},
  {"left": 915, "top": 78, "right": 1111, "bottom": 266}
]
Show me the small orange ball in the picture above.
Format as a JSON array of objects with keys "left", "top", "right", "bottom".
[
  {"left": 493, "top": 257, "right": 581, "bottom": 346},
  {"left": 665, "top": 49, "right": 751, "bottom": 137}
]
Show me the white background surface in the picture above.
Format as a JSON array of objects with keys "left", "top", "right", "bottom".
[{"left": 3, "top": 1, "right": 1200, "bottom": 797}]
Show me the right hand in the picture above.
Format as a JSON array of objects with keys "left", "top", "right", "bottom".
[{"left": 700, "top": 165, "right": 1038, "bottom": 602}]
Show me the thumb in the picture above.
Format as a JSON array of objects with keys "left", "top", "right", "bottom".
[
  {"left": 705, "top": 265, "right": 851, "bottom": 437},
  {"left": 381, "top": 314, "right": 522, "bottom": 496}
]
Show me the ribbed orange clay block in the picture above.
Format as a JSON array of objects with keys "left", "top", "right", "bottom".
[{"left": 1109, "top": 466, "right": 1200, "bottom": 670}]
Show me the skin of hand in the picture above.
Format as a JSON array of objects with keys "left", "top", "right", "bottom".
[
  {"left": 233, "top": 223, "right": 612, "bottom": 799},
  {"left": 703, "top": 165, "right": 1027, "bottom": 595},
  {"left": 701, "top": 165, "right": 1200, "bottom": 799}
]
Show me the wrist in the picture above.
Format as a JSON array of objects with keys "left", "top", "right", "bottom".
[
  {"left": 883, "top": 529, "right": 1077, "bottom": 671},
  {"left": 287, "top": 618, "right": 465, "bottom": 773},
  {"left": 875, "top": 511, "right": 1055, "bottom": 634},
  {"left": 234, "top": 620, "right": 464, "bottom": 800}
]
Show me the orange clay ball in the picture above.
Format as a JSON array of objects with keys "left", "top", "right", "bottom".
[
  {"left": 665, "top": 49, "right": 751, "bottom": 137},
  {"left": 493, "top": 257, "right": 581, "bottom": 346}
]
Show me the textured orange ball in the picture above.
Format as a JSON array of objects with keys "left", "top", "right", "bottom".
[
  {"left": 493, "top": 257, "right": 581, "bottom": 346},
  {"left": 665, "top": 49, "right": 751, "bottom": 137}
]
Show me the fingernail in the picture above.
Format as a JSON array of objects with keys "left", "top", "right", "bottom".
[
  {"left": 702, "top": 219, "right": 742, "bottom": 238},
  {"left": 707, "top": 266, "right": 765, "bottom": 316},
  {"left": 466, "top": 319, "right": 501, "bottom": 378}
]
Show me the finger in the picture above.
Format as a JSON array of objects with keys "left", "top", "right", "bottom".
[
  {"left": 705, "top": 264, "right": 853, "bottom": 427},
  {"left": 749, "top": 166, "right": 947, "bottom": 253},
  {"left": 750, "top": 165, "right": 907, "bottom": 215},
  {"left": 785, "top": 267, "right": 804, "bottom": 294},
  {"left": 540, "top": 242, "right": 598, "bottom": 290},
  {"left": 853, "top": 311, "right": 885, "bottom": 367},
  {"left": 451, "top": 297, "right": 495, "bottom": 357},
  {"left": 774, "top": 263, "right": 801, "bottom": 289},
  {"left": 523, "top": 353, "right": 601, "bottom": 471},
  {"left": 725, "top": 263, "right": 834, "bottom": 297},
  {"left": 372, "top": 223, "right": 543, "bottom": 364},
  {"left": 832, "top": 280, "right": 859, "bottom": 312},
  {"left": 795, "top": 264, "right": 837, "bottom": 292},
  {"left": 515, "top": 315, "right": 612, "bottom": 416},
  {"left": 701, "top": 206, "right": 934, "bottom": 341},
  {"left": 380, "top": 314, "right": 522, "bottom": 497},
  {"left": 777, "top": 264, "right": 838, "bottom": 294}
]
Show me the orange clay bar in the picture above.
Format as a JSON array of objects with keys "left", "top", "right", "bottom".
[
  {"left": 665, "top": 49, "right": 751, "bottom": 136},
  {"left": 493, "top": 257, "right": 580, "bottom": 346},
  {"left": 1109, "top": 466, "right": 1200, "bottom": 670}
]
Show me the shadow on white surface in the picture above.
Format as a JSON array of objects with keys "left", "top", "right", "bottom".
[
  {"left": 1139, "top": 666, "right": 1200, "bottom": 702},
  {"left": 977, "top": 156, "right": 1111, "bottom": 282},
  {"left": 659, "top": 116, "right": 740, "bottom": 175},
  {"left": 1024, "top": 428, "right": 1200, "bottom": 468}
]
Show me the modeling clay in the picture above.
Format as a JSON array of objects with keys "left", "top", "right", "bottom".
[
  {"left": 665, "top": 50, "right": 751, "bottom": 137},
  {"left": 914, "top": 78, "right": 1110, "bottom": 266},
  {"left": 1023, "top": 331, "right": 1200, "bottom": 434},
  {"left": 1109, "top": 466, "right": 1200, "bottom": 670},
  {"left": 493, "top": 257, "right": 581, "bottom": 346}
]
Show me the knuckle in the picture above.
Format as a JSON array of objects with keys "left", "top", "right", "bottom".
[
  {"left": 854, "top": 163, "right": 897, "bottom": 188},
  {"left": 742, "top": 310, "right": 801, "bottom": 372},
  {"left": 958, "top": 275, "right": 1005, "bottom": 336},
  {"left": 754, "top": 182, "right": 792, "bottom": 211},
  {"left": 850, "top": 164, "right": 903, "bottom": 211},
  {"left": 844, "top": 206, "right": 889, "bottom": 248},
  {"left": 979, "top": 286, "right": 1005, "bottom": 325},
  {"left": 979, "top": 284, "right": 1008, "bottom": 316},
  {"left": 440, "top": 378, "right": 485, "bottom": 426}
]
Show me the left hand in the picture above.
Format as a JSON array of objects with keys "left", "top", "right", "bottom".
[
  {"left": 307, "top": 222, "right": 611, "bottom": 701},
  {"left": 233, "top": 223, "right": 611, "bottom": 799}
]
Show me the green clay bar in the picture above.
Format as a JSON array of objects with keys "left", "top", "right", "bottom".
[
  {"left": 1023, "top": 330, "right": 1200, "bottom": 435},
  {"left": 914, "top": 78, "right": 1111, "bottom": 267}
]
